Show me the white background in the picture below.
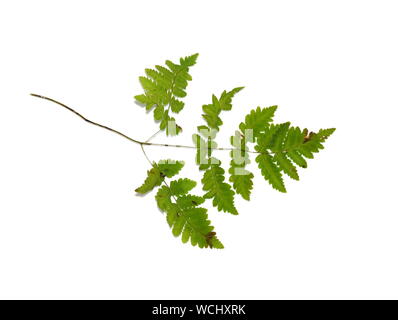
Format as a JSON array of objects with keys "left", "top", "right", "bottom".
[{"left": 1, "top": 0, "right": 397, "bottom": 299}]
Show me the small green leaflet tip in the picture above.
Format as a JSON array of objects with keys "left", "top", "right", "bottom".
[
  {"left": 135, "top": 160, "right": 185, "bottom": 194},
  {"left": 135, "top": 166, "right": 163, "bottom": 194}
]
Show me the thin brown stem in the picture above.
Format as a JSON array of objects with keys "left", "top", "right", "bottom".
[
  {"left": 145, "top": 130, "right": 161, "bottom": 143},
  {"left": 30, "top": 93, "right": 261, "bottom": 154},
  {"left": 30, "top": 93, "right": 143, "bottom": 145},
  {"left": 140, "top": 144, "right": 153, "bottom": 165}
]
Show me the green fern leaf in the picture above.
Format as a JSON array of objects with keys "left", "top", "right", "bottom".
[
  {"left": 317, "top": 128, "right": 336, "bottom": 140},
  {"left": 298, "top": 128, "right": 336, "bottom": 158},
  {"left": 169, "top": 97, "right": 184, "bottom": 113},
  {"left": 139, "top": 76, "right": 157, "bottom": 92},
  {"left": 153, "top": 105, "right": 164, "bottom": 121},
  {"left": 229, "top": 168, "right": 254, "bottom": 201},
  {"left": 219, "top": 87, "right": 244, "bottom": 111},
  {"left": 282, "top": 127, "right": 335, "bottom": 166},
  {"left": 196, "top": 89, "right": 243, "bottom": 212},
  {"left": 202, "top": 95, "right": 222, "bottom": 129},
  {"left": 274, "top": 153, "right": 299, "bottom": 180},
  {"left": 177, "top": 207, "right": 222, "bottom": 248},
  {"left": 158, "top": 160, "right": 184, "bottom": 178},
  {"left": 172, "top": 87, "right": 187, "bottom": 98},
  {"left": 135, "top": 160, "right": 184, "bottom": 194},
  {"left": 255, "top": 123, "right": 302, "bottom": 183},
  {"left": 135, "top": 54, "right": 198, "bottom": 134},
  {"left": 180, "top": 53, "right": 199, "bottom": 67},
  {"left": 284, "top": 126, "right": 305, "bottom": 150},
  {"left": 202, "top": 162, "right": 238, "bottom": 215},
  {"left": 201, "top": 87, "right": 243, "bottom": 130},
  {"left": 270, "top": 122, "right": 291, "bottom": 152},
  {"left": 176, "top": 195, "right": 205, "bottom": 209},
  {"left": 287, "top": 150, "right": 308, "bottom": 168},
  {"left": 155, "top": 186, "right": 173, "bottom": 212},
  {"left": 33, "top": 52, "right": 337, "bottom": 250},
  {"left": 155, "top": 65, "right": 174, "bottom": 80},
  {"left": 134, "top": 94, "right": 149, "bottom": 105},
  {"left": 254, "top": 125, "right": 335, "bottom": 190},
  {"left": 170, "top": 178, "right": 197, "bottom": 196},
  {"left": 208, "top": 237, "right": 224, "bottom": 249},
  {"left": 239, "top": 106, "right": 278, "bottom": 141},
  {"left": 256, "top": 152, "right": 286, "bottom": 193},
  {"left": 155, "top": 182, "right": 223, "bottom": 249},
  {"left": 255, "top": 123, "right": 285, "bottom": 151},
  {"left": 135, "top": 166, "right": 163, "bottom": 194}
]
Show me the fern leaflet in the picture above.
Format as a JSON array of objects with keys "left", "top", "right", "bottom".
[
  {"left": 201, "top": 87, "right": 243, "bottom": 130},
  {"left": 239, "top": 105, "right": 277, "bottom": 141},
  {"left": 135, "top": 166, "right": 163, "bottom": 194},
  {"left": 195, "top": 88, "right": 243, "bottom": 214},
  {"left": 135, "top": 160, "right": 184, "bottom": 194},
  {"left": 135, "top": 53, "right": 199, "bottom": 135},
  {"left": 155, "top": 181, "right": 223, "bottom": 249},
  {"left": 202, "top": 160, "right": 239, "bottom": 215}
]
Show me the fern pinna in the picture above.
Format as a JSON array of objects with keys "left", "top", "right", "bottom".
[{"left": 31, "top": 53, "right": 335, "bottom": 249}]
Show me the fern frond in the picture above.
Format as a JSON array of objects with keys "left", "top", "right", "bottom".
[
  {"left": 219, "top": 87, "right": 244, "bottom": 111},
  {"left": 229, "top": 167, "right": 254, "bottom": 201},
  {"left": 195, "top": 88, "right": 243, "bottom": 212},
  {"left": 33, "top": 53, "right": 336, "bottom": 250},
  {"left": 135, "top": 160, "right": 185, "bottom": 194},
  {"left": 251, "top": 122, "right": 300, "bottom": 190},
  {"left": 135, "top": 53, "right": 199, "bottom": 134},
  {"left": 169, "top": 97, "right": 184, "bottom": 113},
  {"left": 202, "top": 161, "right": 238, "bottom": 215},
  {"left": 180, "top": 53, "right": 199, "bottom": 67},
  {"left": 157, "top": 160, "right": 184, "bottom": 178},
  {"left": 155, "top": 185, "right": 173, "bottom": 212},
  {"left": 274, "top": 153, "right": 299, "bottom": 180},
  {"left": 254, "top": 124, "right": 335, "bottom": 190},
  {"left": 155, "top": 184, "right": 224, "bottom": 249},
  {"left": 298, "top": 128, "right": 336, "bottom": 158},
  {"left": 239, "top": 105, "right": 278, "bottom": 141},
  {"left": 287, "top": 150, "right": 308, "bottom": 168},
  {"left": 135, "top": 166, "right": 163, "bottom": 194},
  {"left": 176, "top": 195, "right": 205, "bottom": 209},
  {"left": 317, "top": 128, "right": 336, "bottom": 140},
  {"left": 255, "top": 152, "right": 286, "bottom": 193},
  {"left": 270, "top": 122, "right": 291, "bottom": 152},
  {"left": 201, "top": 87, "right": 243, "bottom": 130},
  {"left": 170, "top": 178, "right": 197, "bottom": 196},
  {"left": 202, "top": 95, "right": 223, "bottom": 130},
  {"left": 134, "top": 57, "right": 335, "bottom": 245}
]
